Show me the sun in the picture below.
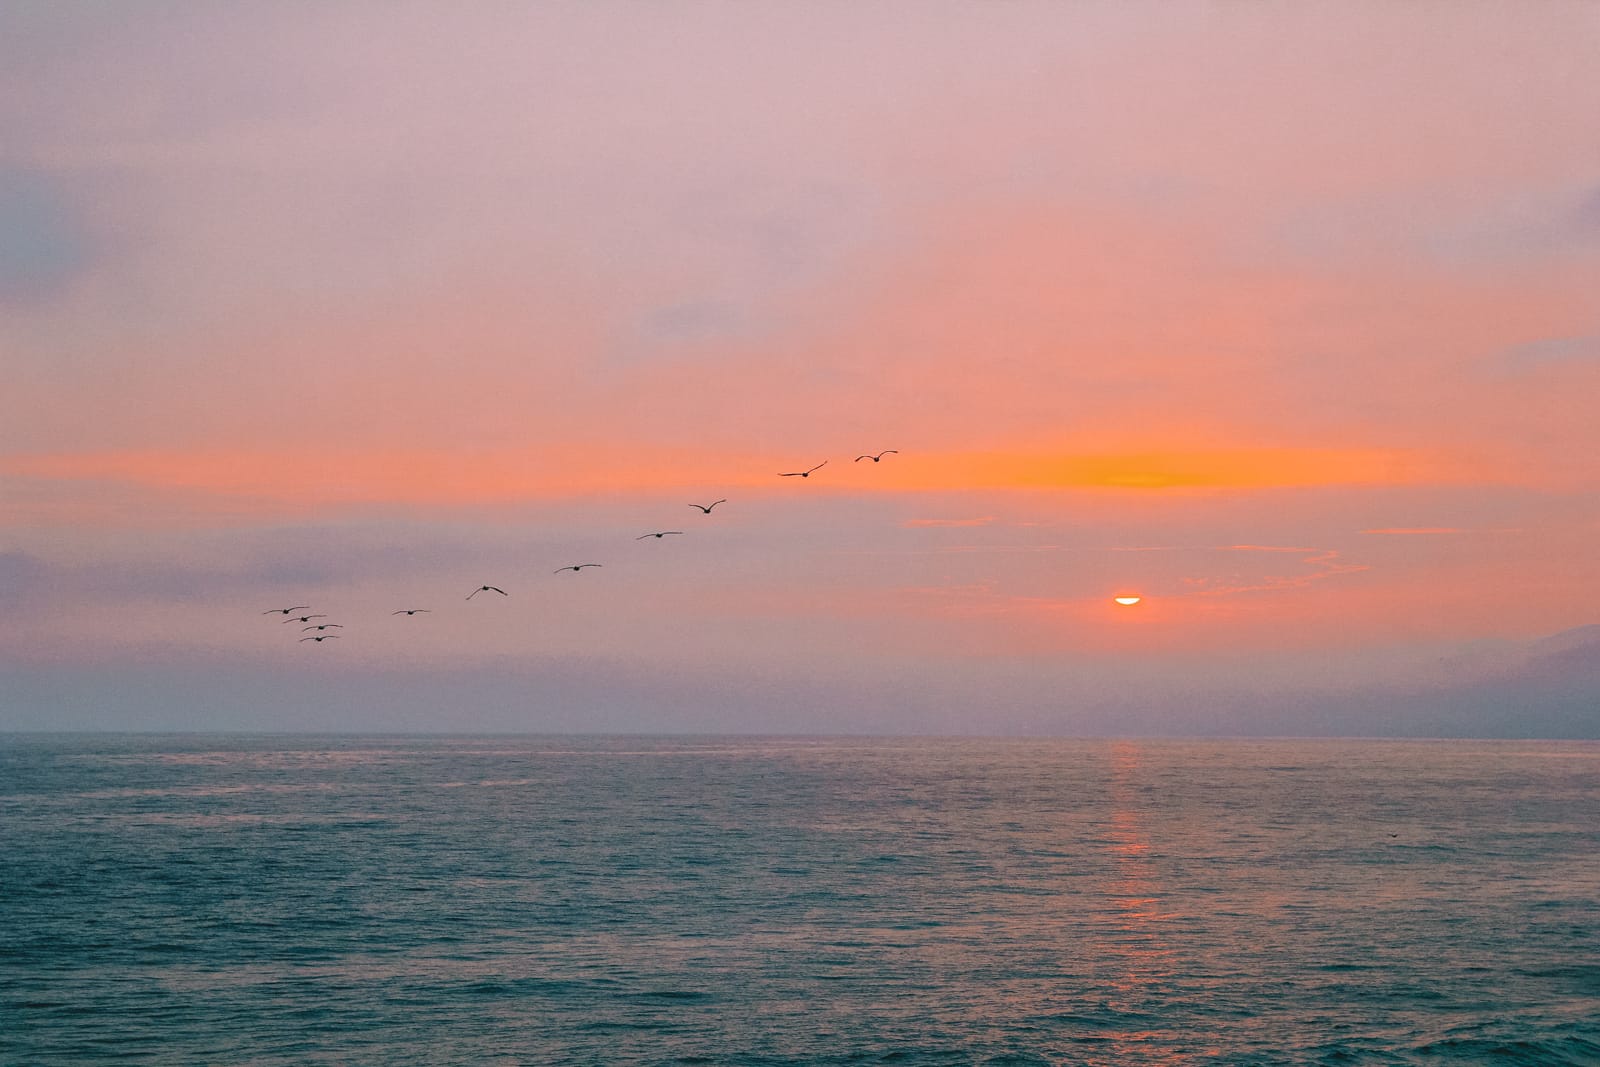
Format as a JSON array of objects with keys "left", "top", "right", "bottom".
[{"left": 1112, "top": 595, "right": 1143, "bottom": 606}]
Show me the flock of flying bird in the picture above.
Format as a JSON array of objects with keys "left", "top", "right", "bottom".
[{"left": 262, "top": 451, "right": 899, "bottom": 645}]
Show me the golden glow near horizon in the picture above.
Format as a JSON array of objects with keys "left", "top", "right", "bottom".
[{"left": 1114, "top": 596, "right": 1144, "bottom": 606}]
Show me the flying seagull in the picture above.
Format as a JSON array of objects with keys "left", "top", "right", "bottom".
[
  {"left": 779, "top": 461, "right": 828, "bottom": 478},
  {"left": 554, "top": 564, "right": 602, "bottom": 573},
  {"left": 391, "top": 609, "right": 432, "bottom": 616},
  {"left": 855, "top": 450, "right": 898, "bottom": 463},
  {"left": 302, "top": 623, "right": 344, "bottom": 632},
  {"left": 467, "top": 585, "right": 508, "bottom": 599},
  {"left": 282, "top": 614, "right": 327, "bottom": 624},
  {"left": 688, "top": 499, "right": 727, "bottom": 514},
  {"left": 299, "top": 634, "right": 340, "bottom": 643},
  {"left": 263, "top": 605, "right": 310, "bottom": 615},
  {"left": 636, "top": 531, "right": 684, "bottom": 540}
]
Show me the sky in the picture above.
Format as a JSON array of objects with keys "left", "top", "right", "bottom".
[{"left": 3, "top": 2, "right": 1598, "bottom": 736}]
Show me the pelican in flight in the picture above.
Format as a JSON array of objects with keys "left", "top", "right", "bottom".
[
  {"left": 391, "top": 609, "right": 432, "bottom": 616},
  {"left": 302, "top": 623, "right": 344, "bottom": 632},
  {"left": 855, "top": 450, "right": 898, "bottom": 463},
  {"left": 779, "top": 461, "right": 827, "bottom": 478},
  {"left": 467, "top": 585, "right": 508, "bottom": 599},
  {"left": 688, "top": 499, "right": 727, "bottom": 514},
  {"left": 299, "top": 634, "right": 340, "bottom": 643},
  {"left": 263, "top": 605, "right": 310, "bottom": 615},
  {"left": 554, "top": 563, "right": 602, "bottom": 573},
  {"left": 636, "top": 531, "right": 684, "bottom": 540},
  {"left": 282, "top": 614, "right": 326, "bottom": 624}
]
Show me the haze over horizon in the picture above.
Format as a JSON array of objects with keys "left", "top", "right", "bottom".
[{"left": 3, "top": 3, "right": 1598, "bottom": 736}]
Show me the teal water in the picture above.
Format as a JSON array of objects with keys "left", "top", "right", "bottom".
[{"left": 2, "top": 735, "right": 1597, "bottom": 1065}]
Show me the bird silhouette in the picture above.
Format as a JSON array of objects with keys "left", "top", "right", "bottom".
[
  {"left": 688, "top": 499, "right": 727, "bottom": 514},
  {"left": 554, "top": 564, "right": 602, "bottom": 573},
  {"left": 636, "top": 531, "right": 684, "bottom": 540},
  {"left": 282, "top": 614, "right": 327, "bottom": 624},
  {"left": 467, "top": 585, "right": 508, "bottom": 599},
  {"left": 301, "top": 623, "right": 344, "bottom": 631},
  {"left": 263, "top": 605, "right": 310, "bottom": 615},
  {"left": 855, "top": 450, "right": 898, "bottom": 463},
  {"left": 779, "top": 461, "right": 828, "bottom": 478},
  {"left": 391, "top": 609, "right": 432, "bottom": 615},
  {"left": 299, "top": 634, "right": 340, "bottom": 643}
]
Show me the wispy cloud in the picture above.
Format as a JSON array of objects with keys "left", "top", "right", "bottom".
[
  {"left": 1363, "top": 527, "right": 1463, "bottom": 535},
  {"left": 1181, "top": 546, "right": 1370, "bottom": 597},
  {"left": 1488, "top": 335, "right": 1600, "bottom": 374},
  {"left": 901, "top": 516, "right": 998, "bottom": 528}
]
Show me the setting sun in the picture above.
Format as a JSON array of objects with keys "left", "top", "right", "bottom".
[{"left": 1113, "top": 596, "right": 1144, "bottom": 606}]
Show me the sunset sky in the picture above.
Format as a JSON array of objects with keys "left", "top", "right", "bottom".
[{"left": 4, "top": 3, "right": 1598, "bottom": 735}]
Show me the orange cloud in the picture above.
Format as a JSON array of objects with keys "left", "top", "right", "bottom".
[
  {"left": 2, "top": 447, "right": 741, "bottom": 508},
  {"left": 856, "top": 446, "right": 1491, "bottom": 494},
  {"left": 3, "top": 442, "right": 1486, "bottom": 515}
]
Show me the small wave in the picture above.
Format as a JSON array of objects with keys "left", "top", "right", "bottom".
[
  {"left": 453, "top": 976, "right": 594, "bottom": 1000},
  {"left": 578, "top": 1018, "right": 694, "bottom": 1033},
  {"left": 1044, "top": 1007, "right": 1161, "bottom": 1030},
  {"left": 1410, "top": 1036, "right": 1600, "bottom": 1065},
  {"left": 1513, "top": 964, "right": 1600, "bottom": 993},
  {"left": 630, "top": 988, "right": 715, "bottom": 1002}
]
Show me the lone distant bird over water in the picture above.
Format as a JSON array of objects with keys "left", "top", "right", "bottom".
[
  {"left": 554, "top": 564, "right": 602, "bottom": 573},
  {"left": 636, "top": 531, "right": 684, "bottom": 539},
  {"left": 779, "top": 461, "right": 827, "bottom": 478},
  {"left": 391, "top": 609, "right": 432, "bottom": 615},
  {"left": 263, "top": 606, "right": 310, "bottom": 615},
  {"left": 688, "top": 499, "right": 727, "bottom": 513},
  {"left": 467, "top": 585, "right": 508, "bottom": 599},
  {"left": 855, "top": 450, "right": 898, "bottom": 462}
]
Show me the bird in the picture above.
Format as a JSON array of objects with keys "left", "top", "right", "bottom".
[
  {"left": 554, "top": 564, "right": 602, "bottom": 573},
  {"left": 636, "top": 531, "right": 684, "bottom": 540},
  {"left": 688, "top": 499, "right": 727, "bottom": 514},
  {"left": 282, "top": 614, "right": 327, "bottom": 624},
  {"left": 301, "top": 623, "right": 344, "bottom": 631},
  {"left": 391, "top": 609, "right": 431, "bottom": 616},
  {"left": 779, "top": 461, "right": 827, "bottom": 478},
  {"left": 855, "top": 450, "right": 898, "bottom": 463},
  {"left": 467, "top": 585, "right": 508, "bottom": 599},
  {"left": 299, "top": 634, "right": 340, "bottom": 643},
  {"left": 263, "top": 605, "right": 310, "bottom": 615}
]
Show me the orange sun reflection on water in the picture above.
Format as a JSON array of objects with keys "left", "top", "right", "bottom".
[{"left": 1088, "top": 742, "right": 1203, "bottom": 1064}]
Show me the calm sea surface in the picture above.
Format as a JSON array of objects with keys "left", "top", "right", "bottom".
[{"left": 2, "top": 735, "right": 1596, "bottom": 1066}]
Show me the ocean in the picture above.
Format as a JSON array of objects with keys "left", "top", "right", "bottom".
[{"left": 2, "top": 735, "right": 1596, "bottom": 1065}]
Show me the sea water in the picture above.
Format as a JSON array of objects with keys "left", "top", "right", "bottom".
[{"left": 2, "top": 735, "right": 1596, "bottom": 1065}]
